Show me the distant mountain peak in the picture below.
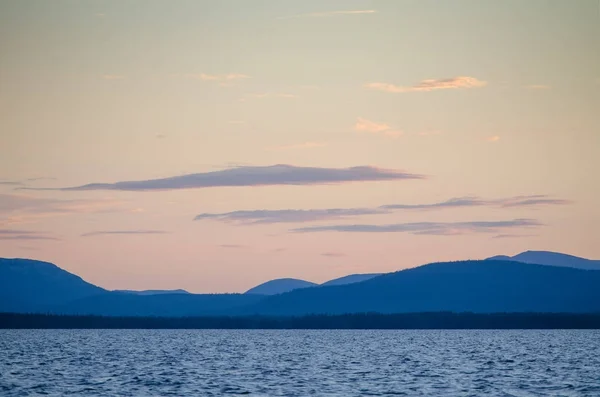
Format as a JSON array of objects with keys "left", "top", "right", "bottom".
[
  {"left": 320, "top": 273, "right": 382, "bottom": 287},
  {"left": 485, "top": 250, "right": 600, "bottom": 271},
  {"left": 245, "top": 278, "right": 317, "bottom": 295},
  {"left": 0, "top": 258, "right": 106, "bottom": 312}
]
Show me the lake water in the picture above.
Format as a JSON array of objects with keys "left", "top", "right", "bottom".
[{"left": 1, "top": 330, "right": 599, "bottom": 396}]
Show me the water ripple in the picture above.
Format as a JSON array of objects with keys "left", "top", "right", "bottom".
[{"left": 0, "top": 330, "right": 599, "bottom": 396}]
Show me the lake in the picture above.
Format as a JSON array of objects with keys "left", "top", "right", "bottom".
[{"left": 1, "top": 330, "right": 599, "bottom": 396}]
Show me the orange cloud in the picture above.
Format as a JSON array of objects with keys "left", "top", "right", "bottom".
[
  {"left": 355, "top": 118, "right": 402, "bottom": 138},
  {"left": 487, "top": 136, "right": 500, "bottom": 142},
  {"left": 366, "top": 76, "right": 487, "bottom": 93}
]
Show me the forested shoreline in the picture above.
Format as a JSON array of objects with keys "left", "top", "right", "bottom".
[{"left": 2, "top": 312, "right": 600, "bottom": 329}]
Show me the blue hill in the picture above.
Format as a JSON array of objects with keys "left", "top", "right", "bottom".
[
  {"left": 235, "top": 260, "right": 600, "bottom": 316},
  {"left": 245, "top": 278, "right": 317, "bottom": 295},
  {"left": 0, "top": 258, "right": 106, "bottom": 311},
  {"left": 486, "top": 250, "right": 600, "bottom": 270},
  {"left": 320, "top": 273, "right": 382, "bottom": 287}
]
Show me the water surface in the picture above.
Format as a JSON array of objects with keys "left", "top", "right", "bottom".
[{"left": 1, "top": 330, "right": 599, "bottom": 396}]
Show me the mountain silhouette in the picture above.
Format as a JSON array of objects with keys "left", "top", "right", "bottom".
[
  {"left": 234, "top": 260, "right": 600, "bottom": 316},
  {"left": 320, "top": 273, "right": 382, "bottom": 287},
  {"left": 54, "top": 292, "right": 263, "bottom": 317},
  {"left": 245, "top": 278, "right": 317, "bottom": 295},
  {"left": 0, "top": 258, "right": 106, "bottom": 312},
  {"left": 3, "top": 255, "right": 600, "bottom": 317},
  {"left": 486, "top": 250, "right": 600, "bottom": 270},
  {"left": 244, "top": 273, "right": 383, "bottom": 295},
  {"left": 114, "top": 289, "right": 190, "bottom": 295}
]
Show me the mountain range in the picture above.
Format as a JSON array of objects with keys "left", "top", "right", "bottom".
[
  {"left": 1, "top": 251, "right": 599, "bottom": 317},
  {"left": 244, "top": 273, "right": 382, "bottom": 295}
]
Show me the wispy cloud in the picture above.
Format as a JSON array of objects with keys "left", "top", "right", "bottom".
[
  {"left": 0, "top": 193, "right": 130, "bottom": 224},
  {"left": 355, "top": 117, "right": 402, "bottom": 138},
  {"left": 291, "top": 219, "right": 542, "bottom": 235},
  {"left": 496, "top": 195, "right": 572, "bottom": 208},
  {"left": 26, "top": 177, "right": 57, "bottom": 182},
  {"left": 321, "top": 252, "right": 346, "bottom": 257},
  {"left": 194, "top": 195, "right": 570, "bottom": 225},
  {"left": 29, "top": 165, "right": 424, "bottom": 192},
  {"left": 487, "top": 136, "right": 500, "bottom": 142},
  {"left": 0, "top": 177, "right": 56, "bottom": 187},
  {"left": 195, "top": 208, "right": 386, "bottom": 224},
  {"left": 81, "top": 230, "right": 168, "bottom": 237},
  {"left": 0, "top": 229, "right": 59, "bottom": 241},
  {"left": 278, "top": 10, "right": 376, "bottom": 19},
  {"left": 366, "top": 77, "right": 487, "bottom": 93},
  {"left": 381, "top": 195, "right": 571, "bottom": 210},
  {"left": 265, "top": 142, "right": 326, "bottom": 151},
  {"left": 18, "top": 246, "right": 41, "bottom": 251},
  {"left": 102, "top": 74, "right": 125, "bottom": 80},
  {"left": 492, "top": 234, "right": 537, "bottom": 239},
  {"left": 0, "top": 180, "right": 23, "bottom": 186}
]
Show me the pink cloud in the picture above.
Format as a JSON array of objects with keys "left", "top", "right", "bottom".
[
  {"left": 355, "top": 118, "right": 402, "bottom": 138},
  {"left": 366, "top": 76, "right": 487, "bottom": 93}
]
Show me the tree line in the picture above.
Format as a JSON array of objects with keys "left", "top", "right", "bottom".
[{"left": 2, "top": 312, "right": 600, "bottom": 329}]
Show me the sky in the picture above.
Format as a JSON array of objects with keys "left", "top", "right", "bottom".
[{"left": 1, "top": 0, "right": 599, "bottom": 293}]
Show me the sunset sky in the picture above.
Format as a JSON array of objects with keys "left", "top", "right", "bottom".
[{"left": 1, "top": 0, "right": 599, "bottom": 293}]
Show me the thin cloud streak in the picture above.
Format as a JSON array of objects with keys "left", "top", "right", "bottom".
[
  {"left": 0, "top": 194, "right": 130, "bottom": 225},
  {"left": 81, "top": 230, "right": 168, "bottom": 237},
  {"left": 30, "top": 165, "right": 424, "bottom": 192},
  {"left": 195, "top": 208, "right": 386, "bottom": 224},
  {"left": 381, "top": 195, "right": 572, "bottom": 210},
  {"left": 366, "top": 77, "right": 487, "bottom": 93},
  {"left": 355, "top": 118, "right": 402, "bottom": 138},
  {"left": 278, "top": 10, "right": 376, "bottom": 19},
  {"left": 0, "top": 229, "right": 59, "bottom": 241},
  {"left": 291, "top": 219, "right": 542, "bottom": 235},
  {"left": 26, "top": 177, "right": 57, "bottom": 182},
  {"left": 321, "top": 252, "right": 346, "bottom": 257},
  {"left": 493, "top": 234, "right": 537, "bottom": 239},
  {"left": 194, "top": 195, "right": 570, "bottom": 225}
]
